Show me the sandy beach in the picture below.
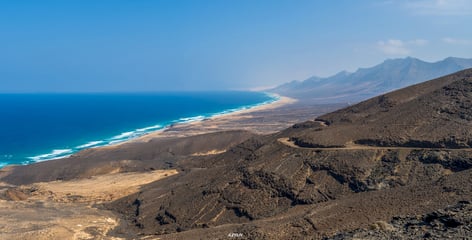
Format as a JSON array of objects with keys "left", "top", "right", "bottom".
[
  {"left": 120, "top": 95, "right": 298, "bottom": 143},
  {"left": 0, "top": 95, "right": 346, "bottom": 240}
]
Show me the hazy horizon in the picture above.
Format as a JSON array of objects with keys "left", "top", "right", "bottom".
[{"left": 1, "top": 0, "right": 471, "bottom": 93}]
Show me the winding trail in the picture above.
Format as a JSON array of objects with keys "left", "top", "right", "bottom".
[{"left": 277, "top": 138, "right": 472, "bottom": 151}]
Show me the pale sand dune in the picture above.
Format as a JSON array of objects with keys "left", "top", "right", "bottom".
[
  {"left": 0, "top": 200, "right": 120, "bottom": 240},
  {"left": 0, "top": 169, "right": 178, "bottom": 240},
  {"left": 25, "top": 169, "right": 178, "bottom": 203}
]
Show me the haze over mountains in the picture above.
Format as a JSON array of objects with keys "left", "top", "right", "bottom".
[{"left": 270, "top": 57, "right": 472, "bottom": 103}]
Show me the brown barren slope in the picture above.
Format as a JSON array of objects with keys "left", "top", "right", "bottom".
[
  {"left": 105, "top": 68, "right": 472, "bottom": 239},
  {"left": 289, "top": 69, "right": 472, "bottom": 148}
]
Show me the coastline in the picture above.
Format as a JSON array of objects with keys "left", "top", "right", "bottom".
[
  {"left": 129, "top": 94, "right": 297, "bottom": 143},
  {"left": 7, "top": 93, "right": 296, "bottom": 167},
  {"left": 0, "top": 94, "right": 346, "bottom": 240}
]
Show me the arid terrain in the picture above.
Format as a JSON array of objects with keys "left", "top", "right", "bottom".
[
  {"left": 0, "top": 96, "right": 342, "bottom": 239},
  {"left": 0, "top": 170, "right": 177, "bottom": 240},
  {"left": 1, "top": 69, "right": 472, "bottom": 239}
]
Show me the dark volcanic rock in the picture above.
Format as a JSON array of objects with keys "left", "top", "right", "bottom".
[{"left": 327, "top": 201, "right": 472, "bottom": 240}]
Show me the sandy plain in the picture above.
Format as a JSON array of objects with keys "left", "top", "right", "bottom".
[{"left": 0, "top": 170, "right": 177, "bottom": 239}]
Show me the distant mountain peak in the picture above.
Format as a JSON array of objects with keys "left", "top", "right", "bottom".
[
  {"left": 335, "top": 70, "right": 351, "bottom": 76},
  {"left": 269, "top": 56, "right": 472, "bottom": 103},
  {"left": 445, "top": 56, "right": 459, "bottom": 61},
  {"left": 383, "top": 56, "right": 422, "bottom": 64}
]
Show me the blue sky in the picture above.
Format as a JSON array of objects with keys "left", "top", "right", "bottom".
[{"left": 0, "top": 0, "right": 471, "bottom": 92}]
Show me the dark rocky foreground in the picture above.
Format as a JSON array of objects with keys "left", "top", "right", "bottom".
[
  {"left": 2, "top": 69, "right": 472, "bottom": 239},
  {"left": 328, "top": 201, "right": 472, "bottom": 240}
]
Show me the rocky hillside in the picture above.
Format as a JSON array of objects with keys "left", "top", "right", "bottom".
[
  {"left": 328, "top": 201, "right": 472, "bottom": 240},
  {"left": 103, "top": 69, "right": 472, "bottom": 239},
  {"left": 289, "top": 68, "right": 472, "bottom": 149}
]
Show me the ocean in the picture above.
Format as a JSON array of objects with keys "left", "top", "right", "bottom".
[{"left": 0, "top": 91, "right": 277, "bottom": 168}]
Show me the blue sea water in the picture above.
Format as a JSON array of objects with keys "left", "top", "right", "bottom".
[{"left": 0, "top": 91, "right": 277, "bottom": 168}]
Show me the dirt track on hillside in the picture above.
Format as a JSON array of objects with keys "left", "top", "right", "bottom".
[{"left": 278, "top": 137, "right": 472, "bottom": 151}]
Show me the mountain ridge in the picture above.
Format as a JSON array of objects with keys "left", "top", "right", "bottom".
[{"left": 270, "top": 56, "right": 472, "bottom": 103}]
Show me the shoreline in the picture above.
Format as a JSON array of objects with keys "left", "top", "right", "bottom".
[
  {"left": 129, "top": 94, "right": 297, "bottom": 143},
  {"left": 3, "top": 93, "right": 296, "bottom": 167}
]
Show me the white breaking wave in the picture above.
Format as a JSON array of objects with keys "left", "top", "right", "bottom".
[
  {"left": 104, "top": 124, "right": 164, "bottom": 146},
  {"left": 108, "top": 140, "right": 125, "bottom": 145},
  {"left": 110, "top": 131, "right": 136, "bottom": 140},
  {"left": 136, "top": 124, "right": 162, "bottom": 132},
  {"left": 28, "top": 149, "right": 74, "bottom": 162},
  {"left": 178, "top": 115, "right": 206, "bottom": 123},
  {"left": 76, "top": 141, "right": 105, "bottom": 149},
  {"left": 209, "top": 93, "right": 279, "bottom": 119}
]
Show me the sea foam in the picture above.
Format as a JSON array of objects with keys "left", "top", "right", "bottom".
[
  {"left": 110, "top": 131, "right": 136, "bottom": 140},
  {"left": 136, "top": 124, "right": 162, "bottom": 132},
  {"left": 28, "top": 149, "right": 74, "bottom": 162},
  {"left": 76, "top": 141, "right": 105, "bottom": 149},
  {"left": 13, "top": 92, "right": 278, "bottom": 167},
  {"left": 178, "top": 115, "right": 206, "bottom": 123}
]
